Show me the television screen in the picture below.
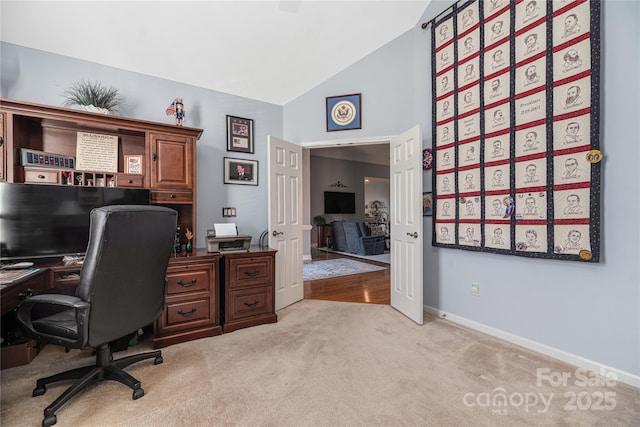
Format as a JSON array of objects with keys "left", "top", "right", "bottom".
[
  {"left": 0, "top": 182, "right": 150, "bottom": 261},
  {"left": 324, "top": 191, "right": 356, "bottom": 214}
]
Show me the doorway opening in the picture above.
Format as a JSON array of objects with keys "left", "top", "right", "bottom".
[{"left": 303, "top": 140, "right": 391, "bottom": 305}]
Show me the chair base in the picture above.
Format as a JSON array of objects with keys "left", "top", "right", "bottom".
[{"left": 33, "top": 343, "right": 162, "bottom": 427}]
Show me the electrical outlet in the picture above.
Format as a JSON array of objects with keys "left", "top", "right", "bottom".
[{"left": 471, "top": 283, "right": 480, "bottom": 296}]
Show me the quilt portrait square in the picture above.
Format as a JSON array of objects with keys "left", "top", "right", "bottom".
[
  {"left": 458, "top": 3, "right": 479, "bottom": 32},
  {"left": 485, "top": 13, "right": 510, "bottom": 46},
  {"left": 435, "top": 18, "right": 454, "bottom": 48},
  {"left": 437, "top": 173, "right": 455, "bottom": 195},
  {"left": 484, "top": 73, "right": 509, "bottom": 103},
  {"left": 485, "top": 104, "right": 510, "bottom": 133},
  {"left": 554, "top": 152, "right": 590, "bottom": 184},
  {"left": 553, "top": 115, "right": 589, "bottom": 150},
  {"left": 437, "top": 123, "right": 454, "bottom": 146},
  {"left": 458, "top": 29, "right": 480, "bottom": 60},
  {"left": 436, "top": 44, "right": 455, "bottom": 73},
  {"left": 487, "top": 196, "right": 510, "bottom": 219},
  {"left": 459, "top": 58, "right": 479, "bottom": 85},
  {"left": 485, "top": 136, "right": 509, "bottom": 161},
  {"left": 459, "top": 140, "right": 480, "bottom": 166},
  {"left": 553, "top": 77, "right": 591, "bottom": 115},
  {"left": 553, "top": 38, "right": 590, "bottom": 81},
  {"left": 437, "top": 94, "right": 454, "bottom": 122},
  {"left": 459, "top": 196, "right": 481, "bottom": 220},
  {"left": 460, "top": 169, "right": 481, "bottom": 193},
  {"left": 516, "top": 27, "right": 545, "bottom": 63},
  {"left": 554, "top": 224, "right": 591, "bottom": 255},
  {"left": 485, "top": 223, "right": 510, "bottom": 250},
  {"left": 515, "top": 125, "right": 546, "bottom": 156},
  {"left": 485, "top": 165, "right": 509, "bottom": 191},
  {"left": 459, "top": 85, "right": 480, "bottom": 114},
  {"left": 437, "top": 198, "right": 456, "bottom": 219},
  {"left": 438, "top": 147, "right": 454, "bottom": 170},
  {"left": 517, "top": 0, "right": 545, "bottom": 29},
  {"left": 554, "top": 188, "right": 590, "bottom": 220},
  {"left": 436, "top": 223, "right": 454, "bottom": 244},
  {"left": 553, "top": 2, "right": 589, "bottom": 46},
  {"left": 515, "top": 191, "right": 547, "bottom": 220},
  {"left": 459, "top": 223, "right": 481, "bottom": 247},
  {"left": 515, "top": 225, "right": 547, "bottom": 253},
  {"left": 516, "top": 57, "right": 546, "bottom": 93},
  {"left": 515, "top": 158, "right": 547, "bottom": 188},
  {"left": 484, "top": 40, "right": 510, "bottom": 74}
]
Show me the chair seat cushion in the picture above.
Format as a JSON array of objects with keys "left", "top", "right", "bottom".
[{"left": 33, "top": 309, "right": 78, "bottom": 340}]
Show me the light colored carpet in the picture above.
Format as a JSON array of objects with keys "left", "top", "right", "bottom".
[
  {"left": 303, "top": 258, "right": 387, "bottom": 281},
  {"left": 1, "top": 300, "right": 639, "bottom": 426}
]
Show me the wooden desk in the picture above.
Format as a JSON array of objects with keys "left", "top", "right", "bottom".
[{"left": 1, "top": 269, "right": 47, "bottom": 317}]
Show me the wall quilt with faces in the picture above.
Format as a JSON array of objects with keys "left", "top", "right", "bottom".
[{"left": 430, "top": 0, "right": 601, "bottom": 262}]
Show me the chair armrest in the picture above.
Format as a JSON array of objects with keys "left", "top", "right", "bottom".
[
  {"left": 19, "top": 293, "right": 89, "bottom": 309},
  {"left": 16, "top": 294, "right": 90, "bottom": 348}
]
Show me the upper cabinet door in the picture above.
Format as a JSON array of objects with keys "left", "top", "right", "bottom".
[{"left": 149, "top": 132, "right": 194, "bottom": 190}]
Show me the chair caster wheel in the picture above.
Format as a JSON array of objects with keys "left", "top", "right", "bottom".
[
  {"left": 154, "top": 356, "right": 163, "bottom": 365},
  {"left": 132, "top": 388, "right": 144, "bottom": 400},
  {"left": 42, "top": 414, "right": 57, "bottom": 427},
  {"left": 33, "top": 386, "right": 47, "bottom": 397}
]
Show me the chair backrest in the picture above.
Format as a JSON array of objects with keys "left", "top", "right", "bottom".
[{"left": 76, "top": 205, "right": 177, "bottom": 347}]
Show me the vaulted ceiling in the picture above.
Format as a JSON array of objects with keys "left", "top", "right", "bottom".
[{"left": 1, "top": 1, "right": 430, "bottom": 106}]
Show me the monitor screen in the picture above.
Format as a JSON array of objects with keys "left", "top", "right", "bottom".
[
  {"left": 0, "top": 182, "right": 150, "bottom": 261},
  {"left": 324, "top": 191, "right": 356, "bottom": 214}
]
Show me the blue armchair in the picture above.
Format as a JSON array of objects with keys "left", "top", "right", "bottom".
[{"left": 331, "top": 221, "right": 385, "bottom": 255}]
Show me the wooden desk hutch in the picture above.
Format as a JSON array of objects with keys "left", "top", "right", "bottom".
[{"left": 0, "top": 99, "right": 276, "bottom": 354}]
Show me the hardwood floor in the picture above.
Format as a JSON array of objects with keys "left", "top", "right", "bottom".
[{"left": 304, "top": 248, "right": 390, "bottom": 304}]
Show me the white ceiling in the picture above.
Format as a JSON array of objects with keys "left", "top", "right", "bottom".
[{"left": 0, "top": 0, "right": 430, "bottom": 106}]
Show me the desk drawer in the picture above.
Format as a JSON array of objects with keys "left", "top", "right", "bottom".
[
  {"left": 23, "top": 168, "right": 60, "bottom": 184},
  {"left": 116, "top": 174, "right": 144, "bottom": 187},
  {"left": 166, "top": 298, "right": 210, "bottom": 324},
  {"left": 151, "top": 190, "right": 193, "bottom": 204},
  {"left": 228, "top": 256, "right": 272, "bottom": 289},
  {"left": 226, "top": 286, "right": 272, "bottom": 322},
  {"left": 166, "top": 264, "right": 211, "bottom": 295}
]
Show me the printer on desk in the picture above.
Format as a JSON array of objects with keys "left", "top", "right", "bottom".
[{"left": 206, "top": 223, "right": 251, "bottom": 253}]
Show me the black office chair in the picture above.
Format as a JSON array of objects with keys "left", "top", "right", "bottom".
[{"left": 16, "top": 205, "right": 177, "bottom": 427}]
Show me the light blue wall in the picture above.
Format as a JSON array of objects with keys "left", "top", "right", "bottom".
[
  {"left": 283, "top": 0, "right": 640, "bottom": 377},
  {"left": 0, "top": 42, "right": 283, "bottom": 245}
]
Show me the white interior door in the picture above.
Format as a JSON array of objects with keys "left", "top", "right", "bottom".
[
  {"left": 390, "top": 125, "right": 423, "bottom": 324},
  {"left": 268, "top": 135, "right": 304, "bottom": 310}
]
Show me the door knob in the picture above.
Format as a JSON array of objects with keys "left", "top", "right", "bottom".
[
  {"left": 407, "top": 232, "right": 418, "bottom": 238},
  {"left": 272, "top": 230, "right": 284, "bottom": 236}
]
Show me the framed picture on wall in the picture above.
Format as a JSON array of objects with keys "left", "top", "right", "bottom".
[
  {"left": 223, "top": 157, "right": 258, "bottom": 186},
  {"left": 423, "top": 192, "right": 433, "bottom": 216},
  {"left": 326, "top": 93, "right": 362, "bottom": 132},
  {"left": 226, "top": 115, "right": 254, "bottom": 153}
]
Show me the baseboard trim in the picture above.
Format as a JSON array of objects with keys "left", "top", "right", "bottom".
[
  {"left": 423, "top": 304, "right": 640, "bottom": 389},
  {"left": 303, "top": 254, "right": 312, "bottom": 262}
]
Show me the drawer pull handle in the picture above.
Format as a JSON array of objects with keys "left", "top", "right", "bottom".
[
  {"left": 38, "top": 174, "right": 45, "bottom": 179},
  {"left": 244, "top": 300, "right": 259, "bottom": 308},
  {"left": 177, "top": 308, "right": 197, "bottom": 317},
  {"left": 170, "top": 194, "right": 176, "bottom": 199},
  {"left": 128, "top": 179, "right": 133, "bottom": 184},
  {"left": 244, "top": 269, "right": 260, "bottom": 277},
  {"left": 177, "top": 278, "right": 197, "bottom": 287}
]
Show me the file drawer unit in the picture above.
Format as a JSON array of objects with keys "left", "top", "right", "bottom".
[
  {"left": 154, "top": 250, "right": 222, "bottom": 348},
  {"left": 222, "top": 248, "right": 277, "bottom": 333}
]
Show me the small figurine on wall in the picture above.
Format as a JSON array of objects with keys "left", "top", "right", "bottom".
[{"left": 166, "top": 97, "right": 185, "bottom": 126}]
